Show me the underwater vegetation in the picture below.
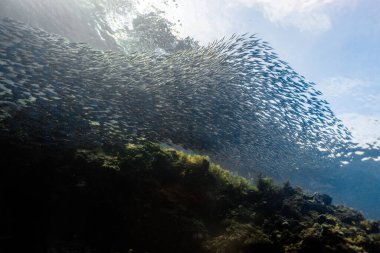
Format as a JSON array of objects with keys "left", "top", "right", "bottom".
[{"left": 1, "top": 137, "right": 379, "bottom": 253}]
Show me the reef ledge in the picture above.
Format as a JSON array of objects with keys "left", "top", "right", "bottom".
[{"left": 1, "top": 138, "right": 379, "bottom": 253}]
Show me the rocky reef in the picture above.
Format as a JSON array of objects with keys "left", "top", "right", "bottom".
[{"left": 1, "top": 137, "right": 379, "bottom": 253}]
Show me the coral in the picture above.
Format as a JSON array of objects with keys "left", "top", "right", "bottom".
[{"left": 1, "top": 137, "right": 379, "bottom": 253}]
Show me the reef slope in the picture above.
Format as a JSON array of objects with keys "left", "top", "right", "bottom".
[{"left": 1, "top": 137, "right": 379, "bottom": 253}]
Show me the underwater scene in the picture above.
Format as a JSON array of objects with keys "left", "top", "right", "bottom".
[{"left": 0, "top": 0, "right": 380, "bottom": 252}]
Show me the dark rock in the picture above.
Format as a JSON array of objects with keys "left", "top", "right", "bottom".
[{"left": 1, "top": 138, "right": 379, "bottom": 253}]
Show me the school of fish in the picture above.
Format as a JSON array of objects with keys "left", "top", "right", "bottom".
[{"left": 0, "top": 18, "right": 352, "bottom": 176}]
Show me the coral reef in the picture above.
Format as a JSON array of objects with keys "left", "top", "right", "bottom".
[{"left": 1, "top": 137, "right": 379, "bottom": 253}]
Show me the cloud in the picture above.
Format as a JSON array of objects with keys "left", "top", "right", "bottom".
[
  {"left": 234, "top": 0, "right": 352, "bottom": 32},
  {"left": 339, "top": 113, "right": 380, "bottom": 148},
  {"left": 316, "top": 76, "right": 380, "bottom": 114},
  {"left": 317, "top": 76, "right": 380, "bottom": 146},
  {"left": 318, "top": 76, "right": 368, "bottom": 99},
  {"left": 163, "top": 0, "right": 238, "bottom": 43}
]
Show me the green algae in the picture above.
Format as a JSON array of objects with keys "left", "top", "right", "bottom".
[{"left": 1, "top": 138, "right": 379, "bottom": 253}]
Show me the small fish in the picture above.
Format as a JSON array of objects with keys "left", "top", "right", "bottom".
[{"left": 0, "top": 18, "right": 352, "bottom": 177}]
